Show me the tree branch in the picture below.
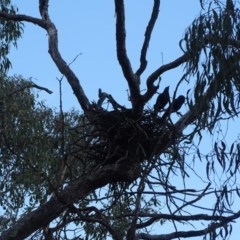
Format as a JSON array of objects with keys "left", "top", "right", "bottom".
[
  {"left": 39, "top": 4, "right": 91, "bottom": 112},
  {"left": 136, "top": 210, "right": 240, "bottom": 239},
  {"left": 47, "top": 20, "right": 91, "bottom": 111},
  {"left": 135, "top": 0, "right": 160, "bottom": 77},
  {"left": 114, "top": 0, "right": 141, "bottom": 111},
  {"left": 67, "top": 206, "right": 122, "bottom": 240},
  {"left": 0, "top": 8, "right": 91, "bottom": 112},
  {"left": 0, "top": 163, "right": 140, "bottom": 240},
  {"left": 173, "top": 182, "right": 211, "bottom": 214},
  {"left": 143, "top": 53, "right": 189, "bottom": 103},
  {"left": 39, "top": 0, "right": 49, "bottom": 19},
  {"left": 31, "top": 82, "right": 53, "bottom": 94},
  {"left": 0, "top": 12, "right": 48, "bottom": 29},
  {"left": 136, "top": 212, "right": 235, "bottom": 229},
  {"left": 127, "top": 171, "right": 146, "bottom": 240}
]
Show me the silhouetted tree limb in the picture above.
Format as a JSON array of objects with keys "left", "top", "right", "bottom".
[
  {"left": 143, "top": 53, "right": 189, "bottom": 103},
  {"left": 136, "top": 0, "right": 160, "bottom": 77},
  {"left": 1, "top": 6, "right": 91, "bottom": 112},
  {"left": 6, "top": 80, "right": 53, "bottom": 95},
  {"left": 127, "top": 170, "right": 146, "bottom": 240},
  {"left": 114, "top": 0, "right": 142, "bottom": 111},
  {"left": 0, "top": 163, "right": 140, "bottom": 240},
  {"left": 39, "top": 0, "right": 49, "bottom": 19},
  {"left": 0, "top": 11, "right": 48, "bottom": 29},
  {"left": 136, "top": 210, "right": 240, "bottom": 239},
  {"left": 136, "top": 211, "right": 240, "bottom": 229},
  {"left": 43, "top": 11, "right": 91, "bottom": 112},
  {"left": 136, "top": 183, "right": 211, "bottom": 229},
  {"left": 66, "top": 206, "right": 122, "bottom": 240},
  {"left": 31, "top": 82, "right": 53, "bottom": 94}
]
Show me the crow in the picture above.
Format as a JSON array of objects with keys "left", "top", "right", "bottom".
[
  {"left": 153, "top": 86, "right": 170, "bottom": 114},
  {"left": 172, "top": 95, "right": 185, "bottom": 112},
  {"left": 162, "top": 95, "right": 185, "bottom": 120}
]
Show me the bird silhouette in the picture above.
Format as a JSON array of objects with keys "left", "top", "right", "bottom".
[
  {"left": 171, "top": 95, "right": 185, "bottom": 112},
  {"left": 153, "top": 86, "right": 170, "bottom": 114},
  {"left": 162, "top": 95, "right": 185, "bottom": 120}
]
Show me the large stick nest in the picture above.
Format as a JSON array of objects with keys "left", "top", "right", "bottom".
[{"left": 72, "top": 108, "right": 175, "bottom": 168}]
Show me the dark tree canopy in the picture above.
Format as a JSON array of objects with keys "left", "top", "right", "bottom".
[{"left": 1, "top": 0, "right": 240, "bottom": 240}]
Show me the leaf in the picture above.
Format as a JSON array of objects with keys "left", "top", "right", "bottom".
[
  {"left": 223, "top": 13, "right": 232, "bottom": 36},
  {"left": 206, "top": 158, "right": 211, "bottom": 180},
  {"left": 221, "top": 141, "right": 226, "bottom": 151},
  {"left": 199, "top": 0, "right": 205, "bottom": 10},
  {"left": 236, "top": 187, "right": 240, "bottom": 197},
  {"left": 223, "top": 185, "right": 231, "bottom": 206},
  {"left": 214, "top": 142, "right": 222, "bottom": 166},
  {"left": 226, "top": 0, "right": 235, "bottom": 15},
  {"left": 212, "top": 9, "right": 219, "bottom": 26}
]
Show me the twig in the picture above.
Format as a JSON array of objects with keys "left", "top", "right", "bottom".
[{"left": 31, "top": 82, "right": 53, "bottom": 94}]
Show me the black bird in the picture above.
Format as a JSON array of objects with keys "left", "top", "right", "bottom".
[
  {"left": 153, "top": 86, "right": 170, "bottom": 114},
  {"left": 172, "top": 95, "right": 185, "bottom": 112},
  {"left": 162, "top": 95, "right": 185, "bottom": 120}
]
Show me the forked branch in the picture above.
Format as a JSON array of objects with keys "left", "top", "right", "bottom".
[
  {"left": 38, "top": 2, "right": 90, "bottom": 111},
  {"left": 0, "top": 4, "right": 91, "bottom": 112},
  {"left": 143, "top": 53, "right": 189, "bottom": 103}
]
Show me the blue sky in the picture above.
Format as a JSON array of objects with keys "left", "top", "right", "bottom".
[
  {"left": 7, "top": 1, "right": 240, "bottom": 239},
  {"left": 9, "top": 0, "right": 200, "bottom": 110}
]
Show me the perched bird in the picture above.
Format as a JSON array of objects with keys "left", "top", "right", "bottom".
[
  {"left": 153, "top": 86, "right": 170, "bottom": 114},
  {"left": 162, "top": 95, "right": 185, "bottom": 120},
  {"left": 171, "top": 95, "right": 185, "bottom": 112}
]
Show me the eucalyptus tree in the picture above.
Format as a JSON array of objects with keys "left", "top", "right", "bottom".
[{"left": 1, "top": 0, "right": 240, "bottom": 239}]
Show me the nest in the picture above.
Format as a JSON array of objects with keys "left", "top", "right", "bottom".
[{"left": 72, "top": 108, "right": 173, "bottom": 167}]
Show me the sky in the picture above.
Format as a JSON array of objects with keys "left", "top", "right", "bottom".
[
  {"left": 6, "top": 0, "right": 240, "bottom": 239},
  {"left": 9, "top": 0, "right": 200, "bottom": 111}
]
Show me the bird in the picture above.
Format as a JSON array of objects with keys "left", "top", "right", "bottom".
[
  {"left": 153, "top": 86, "right": 170, "bottom": 114},
  {"left": 171, "top": 95, "right": 185, "bottom": 112},
  {"left": 162, "top": 95, "right": 185, "bottom": 120}
]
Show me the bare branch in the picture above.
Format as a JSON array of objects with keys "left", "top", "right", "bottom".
[
  {"left": 31, "top": 82, "right": 53, "bottom": 94},
  {"left": 127, "top": 173, "right": 146, "bottom": 240},
  {"left": 39, "top": 0, "right": 49, "bottom": 19},
  {"left": 174, "top": 183, "right": 211, "bottom": 215},
  {"left": 46, "top": 23, "right": 90, "bottom": 111},
  {"left": 143, "top": 53, "right": 189, "bottom": 103},
  {"left": 136, "top": 210, "right": 240, "bottom": 239},
  {"left": 6, "top": 80, "right": 52, "bottom": 95},
  {"left": 136, "top": 211, "right": 239, "bottom": 229},
  {"left": 67, "top": 206, "right": 122, "bottom": 240},
  {"left": 136, "top": 0, "right": 160, "bottom": 77},
  {"left": 0, "top": 9, "right": 91, "bottom": 112},
  {"left": 114, "top": 0, "right": 141, "bottom": 110},
  {"left": 0, "top": 12, "right": 48, "bottom": 29}
]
